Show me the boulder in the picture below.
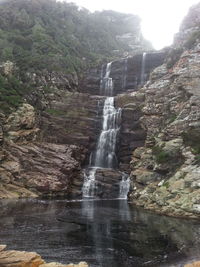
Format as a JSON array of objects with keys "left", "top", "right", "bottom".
[{"left": 0, "top": 245, "right": 88, "bottom": 267}]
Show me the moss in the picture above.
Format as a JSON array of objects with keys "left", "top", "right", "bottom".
[
  {"left": 115, "top": 94, "right": 136, "bottom": 108},
  {"left": 163, "top": 181, "right": 170, "bottom": 188},
  {"left": 182, "top": 129, "right": 200, "bottom": 154},
  {"left": 152, "top": 145, "right": 171, "bottom": 164},
  {"left": 168, "top": 114, "right": 177, "bottom": 123},
  {"left": 194, "top": 155, "right": 200, "bottom": 165},
  {"left": 46, "top": 109, "right": 67, "bottom": 116}
]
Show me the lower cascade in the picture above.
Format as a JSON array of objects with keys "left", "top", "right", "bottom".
[
  {"left": 119, "top": 174, "right": 130, "bottom": 199},
  {"left": 82, "top": 62, "right": 130, "bottom": 199}
]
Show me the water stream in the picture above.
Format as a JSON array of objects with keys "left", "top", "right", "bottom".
[
  {"left": 141, "top": 52, "right": 147, "bottom": 85},
  {"left": 83, "top": 62, "right": 129, "bottom": 199}
]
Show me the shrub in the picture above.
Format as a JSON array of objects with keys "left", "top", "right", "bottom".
[{"left": 152, "top": 145, "right": 171, "bottom": 164}]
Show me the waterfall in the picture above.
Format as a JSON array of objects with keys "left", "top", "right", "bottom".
[
  {"left": 82, "top": 61, "right": 129, "bottom": 199},
  {"left": 82, "top": 168, "right": 97, "bottom": 198},
  {"left": 140, "top": 52, "right": 147, "bottom": 85},
  {"left": 100, "top": 62, "right": 113, "bottom": 96},
  {"left": 119, "top": 174, "right": 130, "bottom": 199},
  {"left": 94, "top": 97, "right": 121, "bottom": 168}
]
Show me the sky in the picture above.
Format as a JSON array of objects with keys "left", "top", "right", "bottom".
[{"left": 63, "top": 0, "right": 199, "bottom": 49}]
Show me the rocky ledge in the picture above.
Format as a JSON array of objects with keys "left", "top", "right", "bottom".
[{"left": 0, "top": 245, "right": 88, "bottom": 267}]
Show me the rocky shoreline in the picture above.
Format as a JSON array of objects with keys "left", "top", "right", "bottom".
[{"left": 0, "top": 245, "right": 88, "bottom": 267}]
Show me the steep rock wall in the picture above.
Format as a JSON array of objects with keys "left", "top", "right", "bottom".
[{"left": 129, "top": 3, "right": 200, "bottom": 218}]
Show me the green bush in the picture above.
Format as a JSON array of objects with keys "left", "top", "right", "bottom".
[
  {"left": 152, "top": 145, "right": 171, "bottom": 164},
  {"left": 182, "top": 129, "right": 200, "bottom": 154}
]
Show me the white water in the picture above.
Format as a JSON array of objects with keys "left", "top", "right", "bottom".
[
  {"left": 141, "top": 52, "right": 147, "bottom": 85},
  {"left": 100, "top": 62, "right": 113, "bottom": 96},
  {"left": 82, "top": 61, "right": 130, "bottom": 199},
  {"left": 119, "top": 173, "right": 130, "bottom": 199},
  {"left": 82, "top": 168, "right": 97, "bottom": 198},
  {"left": 94, "top": 97, "right": 121, "bottom": 168}
]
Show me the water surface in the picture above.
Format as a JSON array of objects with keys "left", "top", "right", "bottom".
[{"left": 0, "top": 199, "right": 200, "bottom": 267}]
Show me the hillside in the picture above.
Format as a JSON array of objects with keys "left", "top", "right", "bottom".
[{"left": 0, "top": 0, "right": 151, "bottom": 113}]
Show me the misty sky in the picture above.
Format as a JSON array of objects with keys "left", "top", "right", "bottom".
[{"left": 63, "top": 0, "right": 199, "bottom": 49}]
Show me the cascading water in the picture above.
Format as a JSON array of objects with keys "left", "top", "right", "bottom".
[
  {"left": 119, "top": 173, "right": 130, "bottom": 199},
  {"left": 94, "top": 97, "right": 121, "bottom": 169},
  {"left": 140, "top": 52, "right": 147, "bottom": 85},
  {"left": 82, "top": 62, "right": 129, "bottom": 199},
  {"left": 100, "top": 62, "right": 113, "bottom": 96}
]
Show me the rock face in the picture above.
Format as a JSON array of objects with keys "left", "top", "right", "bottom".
[
  {"left": 0, "top": 245, "right": 88, "bottom": 267},
  {"left": 0, "top": 102, "right": 87, "bottom": 199},
  {"left": 80, "top": 52, "right": 165, "bottom": 96},
  {"left": 115, "top": 92, "right": 146, "bottom": 172},
  {"left": 129, "top": 3, "right": 200, "bottom": 218}
]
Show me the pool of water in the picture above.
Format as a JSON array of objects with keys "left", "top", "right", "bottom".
[{"left": 0, "top": 199, "right": 200, "bottom": 267}]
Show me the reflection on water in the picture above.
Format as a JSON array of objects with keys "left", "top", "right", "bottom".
[{"left": 0, "top": 199, "right": 200, "bottom": 266}]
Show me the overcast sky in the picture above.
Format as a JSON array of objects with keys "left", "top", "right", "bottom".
[{"left": 63, "top": 0, "right": 199, "bottom": 49}]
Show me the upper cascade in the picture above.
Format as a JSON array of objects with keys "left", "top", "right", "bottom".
[
  {"left": 100, "top": 62, "right": 113, "bottom": 96},
  {"left": 81, "top": 52, "right": 166, "bottom": 96}
]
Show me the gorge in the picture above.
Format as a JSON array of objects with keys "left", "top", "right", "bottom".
[{"left": 1, "top": 0, "right": 200, "bottom": 266}]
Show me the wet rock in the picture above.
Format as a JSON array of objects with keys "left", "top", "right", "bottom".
[
  {"left": 84, "top": 168, "right": 123, "bottom": 198},
  {"left": 80, "top": 52, "right": 165, "bottom": 96}
]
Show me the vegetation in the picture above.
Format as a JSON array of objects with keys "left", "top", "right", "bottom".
[
  {"left": 182, "top": 129, "right": 200, "bottom": 164},
  {"left": 0, "top": 74, "right": 31, "bottom": 112},
  {"left": 0, "top": 0, "right": 146, "bottom": 74},
  {"left": 185, "top": 30, "right": 200, "bottom": 49},
  {"left": 166, "top": 48, "right": 183, "bottom": 69},
  {"left": 152, "top": 145, "right": 171, "bottom": 164}
]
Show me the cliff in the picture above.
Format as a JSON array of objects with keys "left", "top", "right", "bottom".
[{"left": 129, "top": 2, "right": 200, "bottom": 218}]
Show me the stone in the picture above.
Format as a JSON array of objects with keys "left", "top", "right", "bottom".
[
  {"left": 184, "top": 262, "right": 200, "bottom": 267},
  {"left": 0, "top": 245, "right": 88, "bottom": 267},
  {"left": 0, "top": 61, "right": 15, "bottom": 76},
  {"left": 40, "top": 262, "right": 88, "bottom": 267},
  {"left": 0, "top": 245, "right": 6, "bottom": 252},
  {"left": 0, "top": 249, "right": 44, "bottom": 267},
  {"left": 5, "top": 104, "right": 36, "bottom": 131}
]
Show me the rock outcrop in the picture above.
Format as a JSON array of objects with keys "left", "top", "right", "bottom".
[
  {"left": 0, "top": 102, "right": 87, "bottom": 199},
  {"left": 129, "top": 3, "right": 200, "bottom": 218},
  {"left": 0, "top": 245, "right": 88, "bottom": 267}
]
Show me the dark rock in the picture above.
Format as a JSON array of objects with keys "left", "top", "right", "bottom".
[{"left": 80, "top": 52, "right": 166, "bottom": 96}]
